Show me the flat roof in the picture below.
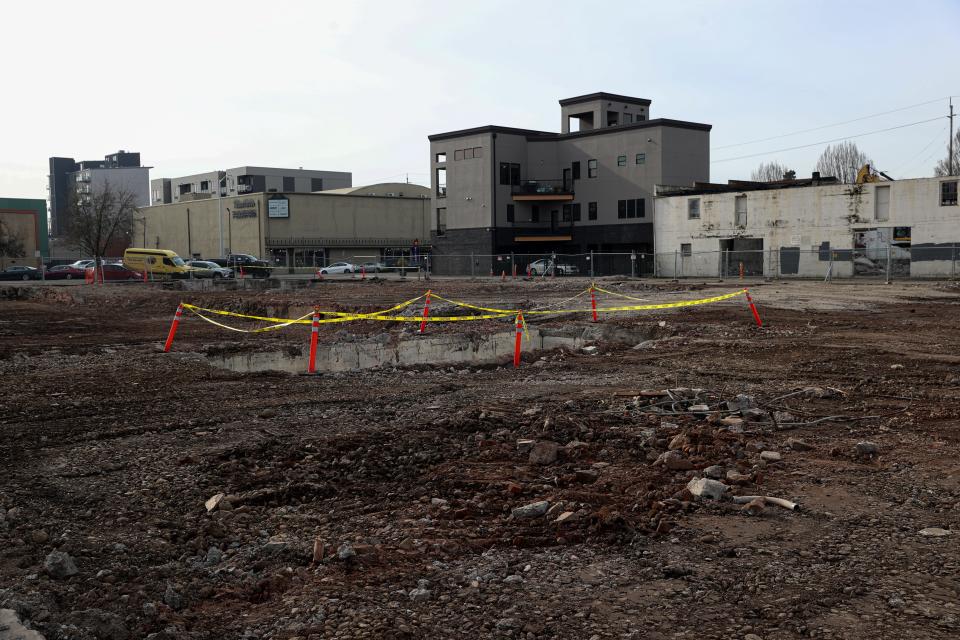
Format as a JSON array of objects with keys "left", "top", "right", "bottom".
[
  {"left": 429, "top": 118, "right": 710, "bottom": 143},
  {"left": 559, "top": 92, "right": 652, "bottom": 107}
]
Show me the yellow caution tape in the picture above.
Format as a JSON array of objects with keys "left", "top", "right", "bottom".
[{"left": 177, "top": 288, "right": 747, "bottom": 332}]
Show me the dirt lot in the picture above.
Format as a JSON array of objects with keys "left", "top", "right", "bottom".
[{"left": 1, "top": 278, "right": 959, "bottom": 639}]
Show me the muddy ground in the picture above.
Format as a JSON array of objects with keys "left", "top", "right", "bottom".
[{"left": 1, "top": 278, "right": 959, "bottom": 640}]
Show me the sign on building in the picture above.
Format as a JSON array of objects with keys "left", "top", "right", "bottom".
[{"left": 268, "top": 196, "right": 289, "bottom": 219}]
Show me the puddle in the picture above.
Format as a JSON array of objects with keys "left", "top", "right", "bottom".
[{"left": 209, "top": 328, "right": 587, "bottom": 373}]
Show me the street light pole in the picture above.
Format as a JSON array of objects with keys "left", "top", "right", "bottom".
[{"left": 217, "top": 171, "right": 224, "bottom": 257}]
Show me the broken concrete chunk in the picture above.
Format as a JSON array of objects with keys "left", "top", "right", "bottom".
[
  {"left": 726, "top": 470, "right": 751, "bottom": 484},
  {"left": 44, "top": 550, "right": 78, "bottom": 579},
  {"left": 512, "top": 500, "right": 550, "bottom": 519},
  {"left": 686, "top": 477, "right": 729, "bottom": 500},
  {"left": 516, "top": 439, "right": 535, "bottom": 454},
  {"left": 668, "top": 433, "right": 689, "bottom": 451},
  {"left": 688, "top": 404, "right": 710, "bottom": 412},
  {"left": 554, "top": 511, "right": 578, "bottom": 524},
  {"left": 581, "top": 346, "right": 599, "bottom": 355},
  {"left": 918, "top": 527, "right": 952, "bottom": 537},
  {"left": 785, "top": 437, "right": 813, "bottom": 451},
  {"left": 703, "top": 465, "right": 725, "bottom": 480},
  {"left": 574, "top": 469, "right": 599, "bottom": 484},
  {"left": 528, "top": 441, "right": 559, "bottom": 465},
  {"left": 760, "top": 451, "right": 782, "bottom": 463},
  {"left": 855, "top": 441, "right": 879, "bottom": 457},
  {"left": 655, "top": 450, "right": 694, "bottom": 471},
  {"left": 204, "top": 493, "right": 225, "bottom": 512},
  {"left": 0, "top": 608, "right": 45, "bottom": 640}
]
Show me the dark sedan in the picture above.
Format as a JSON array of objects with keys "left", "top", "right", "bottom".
[
  {"left": 45, "top": 265, "right": 87, "bottom": 280},
  {"left": 0, "top": 266, "right": 42, "bottom": 281},
  {"left": 86, "top": 264, "right": 143, "bottom": 281}
]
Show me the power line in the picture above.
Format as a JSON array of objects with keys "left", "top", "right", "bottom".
[
  {"left": 893, "top": 125, "right": 947, "bottom": 177},
  {"left": 711, "top": 117, "right": 946, "bottom": 164},
  {"left": 713, "top": 96, "right": 953, "bottom": 150}
]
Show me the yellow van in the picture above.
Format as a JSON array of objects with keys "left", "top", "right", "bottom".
[{"left": 123, "top": 248, "right": 191, "bottom": 278}]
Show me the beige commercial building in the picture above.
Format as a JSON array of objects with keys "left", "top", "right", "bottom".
[{"left": 136, "top": 183, "right": 430, "bottom": 269}]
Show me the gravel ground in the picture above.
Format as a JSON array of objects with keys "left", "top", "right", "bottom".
[{"left": 1, "top": 279, "right": 959, "bottom": 639}]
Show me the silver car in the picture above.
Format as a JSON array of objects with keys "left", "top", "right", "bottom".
[
  {"left": 319, "top": 262, "right": 356, "bottom": 275},
  {"left": 186, "top": 260, "right": 234, "bottom": 278}
]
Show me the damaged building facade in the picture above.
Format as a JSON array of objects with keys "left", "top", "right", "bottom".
[{"left": 654, "top": 175, "right": 960, "bottom": 278}]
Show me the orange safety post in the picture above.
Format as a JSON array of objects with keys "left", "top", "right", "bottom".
[
  {"left": 739, "top": 262, "right": 744, "bottom": 279},
  {"left": 501, "top": 270, "right": 506, "bottom": 281},
  {"left": 744, "top": 289, "right": 762, "bottom": 328},
  {"left": 361, "top": 265, "right": 366, "bottom": 280},
  {"left": 513, "top": 312, "right": 524, "bottom": 368},
  {"left": 239, "top": 265, "right": 245, "bottom": 279},
  {"left": 418, "top": 290, "right": 432, "bottom": 333},
  {"left": 307, "top": 307, "right": 320, "bottom": 373},
  {"left": 526, "top": 264, "right": 532, "bottom": 278},
  {"left": 590, "top": 286, "right": 598, "bottom": 323},
  {"left": 85, "top": 268, "right": 93, "bottom": 285},
  {"left": 142, "top": 268, "right": 148, "bottom": 283},
  {"left": 163, "top": 303, "right": 184, "bottom": 352}
]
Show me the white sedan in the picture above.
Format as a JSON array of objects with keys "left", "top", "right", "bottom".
[{"left": 319, "top": 262, "right": 356, "bottom": 275}]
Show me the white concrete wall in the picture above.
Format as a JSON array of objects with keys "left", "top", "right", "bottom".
[{"left": 654, "top": 177, "right": 960, "bottom": 277}]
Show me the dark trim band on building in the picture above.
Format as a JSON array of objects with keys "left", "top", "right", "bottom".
[
  {"left": 558, "top": 92, "right": 652, "bottom": 107},
  {"left": 428, "top": 118, "right": 711, "bottom": 143}
]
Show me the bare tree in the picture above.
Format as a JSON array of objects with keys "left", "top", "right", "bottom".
[
  {"left": 815, "top": 141, "right": 873, "bottom": 183},
  {"left": 933, "top": 130, "right": 960, "bottom": 176},
  {"left": 750, "top": 161, "right": 796, "bottom": 182},
  {"left": 0, "top": 220, "right": 26, "bottom": 268},
  {"left": 65, "top": 180, "right": 138, "bottom": 282}
]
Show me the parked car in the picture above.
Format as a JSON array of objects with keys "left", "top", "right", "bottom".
[
  {"left": 185, "top": 260, "right": 234, "bottom": 278},
  {"left": 360, "top": 261, "right": 386, "bottom": 273},
  {"left": 319, "top": 262, "right": 356, "bottom": 275},
  {"left": 86, "top": 264, "right": 143, "bottom": 281},
  {"left": 527, "top": 258, "right": 580, "bottom": 276},
  {"left": 208, "top": 254, "right": 271, "bottom": 278},
  {"left": 0, "top": 266, "right": 42, "bottom": 281},
  {"left": 68, "top": 259, "right": 95, "bottom": 270},
  {"left": 45, "top": 265, "right": 86, "bottom": 280}
]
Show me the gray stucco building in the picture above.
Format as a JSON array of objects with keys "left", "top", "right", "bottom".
[
  {"left": 428, "top": 92, "right": 711, "bottom": 273},
  {"left": 151, "top": 166, "right": 352, "bottom": 205}
]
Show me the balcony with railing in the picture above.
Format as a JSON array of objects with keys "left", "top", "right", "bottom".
[{"left": 511, "top": 179, "right": 574, "bottom": 201}]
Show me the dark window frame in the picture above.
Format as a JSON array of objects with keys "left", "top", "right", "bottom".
[
  {"left": 941, "top": 180, "right": 958, "bottom": 206},
  {"left": 627, "top": 199, "right": 636, "bottom": 218},
  {"left": 588, "top": 159, "right": 598, "bottom": 178},
  {"left": 617, "top": 155, "right": 627, "bottom": 167},
  {"left": 454, "top": 149, "right": 464, "bottom": 161},
  {"left": 506, "top": 204, "right": 515, "bottom": 223},
  {"left": 617, "top": 200, "right": 626, "bottom": 219},
  {"left": 436, "top": 167, "right": 447, "bottom": 197},
  {"left": 636, "top": 153, "right": 646, "bottom": 165},
  {"left": 572, "top": 202, "right": 581, "bottom": 222},
  {"left": 435, "top": 152, "right": 447, "bottom": 163},
  {"left": 588, "top": 201, "right": 597, "bottom": 221},
  {"left": 562, "top": 203, "right": 572, "bottom": 222},
  {"left": 473, "top": 146, "right": 483, "bottom": 158},
  {"left": 572, "top": 161, "right": 580, "bottom": 180},
  {"left": 681, "top": 243, "right": 692, "bottom": 257},
  {"left": 531, "top": 205, "right": 540, "bottom": 223},
  {"left": 688, "top": 198, "right": 701, "bottom": 219},
  {"left": 436, "top": 207, "right": 447, "bottom": 236},
  {"left": 509, "top": 163, "right": 521, "bottom": 186}
]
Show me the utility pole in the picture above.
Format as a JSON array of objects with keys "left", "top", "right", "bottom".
[
  {"left": 950, "top": 97, "right": 955, "bottom": 176},
  {"left": 217, "top": 171, "right": 225, "bottom": 258}
]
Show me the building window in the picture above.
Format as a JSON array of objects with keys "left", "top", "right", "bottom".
[
  {"left": 178, "top": 183, "right": 192, "bottom": 195},
  {"left": 562, "top": 204, "right": 572, "bottom": 222},
  {"left": 588, "top": 201, "right": 597, "bottom": 220},
  {"left": 500, "top": 162, "right": 509, "bottom": 185},
  {"left": 588, "top": 159, "right": 598, "bottom": 178},
  {"left": 500, "top": 162, "right": 520, "bottom": 186},
  {"left": 531, "top": 205, "right": 539, "bottom": 223},
  {"left": 627, "top": 199, "right": 636, "bottom": 218},
  {"left": 464, "top": 148, "right": 474, "bottom": 160},
  {"left": 624, "top": 113, "right": 633, "bottom": 124},
  {"left": 572, "top": 202, "right": 581, "bottom": 222},
  {"left": 637, "top": 199, "right": 646, "bottom": 218},
  {"left": 199, "top": 180, "right": 210, "bottom": 192},
  {"left": 506, "top": 204, "right": 515, "bottom": 223},
  {"left": 942, "top": 180, "right": 958, "bottom": 206},
  {"left": 688, "top": 198, "right": 701, "bottom": 219},
  {"left": 436, "top": 207, "right": 447, "bottom": 235},
  {"left": 510, "top": 163, "right": 520, "bottom": 186},
  {"left": 436, "top": 152, "right": 447, "bottom": 163},
  {"left": 473, "top": 146, "right": 483, "bottom": 158},
  {"left": 311, "top": 178, "right": 324, "bottom": 191},
  {"left": 454, "top": 149, "right": 463, "bottom": 161},
  {"left": 283, "top": 176, "right": 295, "bottom": 191},
  {"left": 735, "top": 195, "right": 747, "bottom": 226},
  {"left": 617, "top": 155, "right": 626, "bottom": 167},
  {"left": 572, "top": 161, "right": 580, "bottom": 180},
  {"left": 681, "top": 243, "right": 692, "bottom": 257},
  {"left": 618, "top": 200, "right": 626, "bottom": 219},
  {"left": 436, "top": 168, "right": 447, "bottom": 197},
  {"left": 636, "top": 153, "right": 646, "bottom": 165}
]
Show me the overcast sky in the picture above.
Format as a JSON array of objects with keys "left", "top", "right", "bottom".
[{"left": 2, "top": 0, "right": 957, "bottom": 201}]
